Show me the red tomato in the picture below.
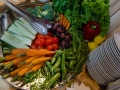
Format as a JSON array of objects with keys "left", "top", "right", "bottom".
[
  {"left": 52, "top": 38, "right": 59, "bottom": 44},
  {"left": 47, "top": 32, "right": 54, "bottom": 37},
  {"left": 45, "top": 35, "right": 52, "bottom": 39},
  {"left": 30, "top": 42, "right": 38, "bottom": 49},
  {"left": 52, "top": 44, "right": 59, "bottom": 50},
  {"left": 37, "top": 45, "right": 44, "bottom": 49},
  {"left": 46, "top": 45, "right": 53, "bottom": 51},
  {"left": 45, "top": 39, "right": 52, "bottom": 46},
  {"left": 35, "top": 39, "right": 45, "bottom": 46},
  {"left": 37, "top": 34, "right": 45, "bottom": 40}
]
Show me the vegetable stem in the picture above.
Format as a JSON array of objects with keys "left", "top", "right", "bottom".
[
  {"left": 4, "top": 62, "right": 12, "bottom": 69},
  {"left": 0, "top": 57, "right": 5, "bottom": 62},
  {"left": 91, "top": 25, "right": 96, "bottom": 30}
]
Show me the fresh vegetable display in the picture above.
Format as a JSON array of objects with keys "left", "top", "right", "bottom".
[{"left": 0, "top": 0, "right": 110, "bottom": 90}]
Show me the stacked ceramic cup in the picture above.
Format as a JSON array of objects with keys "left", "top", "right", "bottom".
[{"left": 87, "top": 33, "right": 120, "bottom": 85}]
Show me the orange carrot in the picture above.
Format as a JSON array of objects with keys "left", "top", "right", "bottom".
[
  {"left": 4, "top": 57, "right": 29, "bottom": 70},
  {"left": 66, "top": 21, "right": 70, "bottom": 30},
  {"left": 59, "top": 14, "right": 64, "bottom": 23},
  {"left": 27, "top": 57, "right": 52, "bottom": 67},
  {"left": 29, "top": 62, "right": 45, "bottom": 72},
  {"left": 3, "top": 61, "right": 12, "bottom": 65},
  {"left": 17, "top": 56, "right": 45, "bottom": 67},
  {"left": 10, "top": 64, "right": 28, "bottom": 76},
  {"left": 18, "top": 65, "right": 34, "bottom": 77},
  {"left": 17, "top": 63, "right": 23, "bottom": 68},
  {"left": 5, "top": 48, "right": 47, "bottom": 55},
  {"left": 0, "top": 55, "right": 17, "bottom": 62},
  {"left": 3, "top": 49, "right": 28, "bottom": 55},
  {"left": 24, "top": 56, "right": 41, "bottom": 64},
  {"left": 12, "top": 57, "right": 29, "bottom": 65},
  {"left": 62, "top": 16, "right": 67, "bottom": 26},
  {"left": 5, "top": 55, "right": 17, "bottom": 60},
  {"left": 64, "top": 20, "right": 69, "bottom": 28},
  {"left": 17, "top": 50, "right": 56, "bottom": 57}
]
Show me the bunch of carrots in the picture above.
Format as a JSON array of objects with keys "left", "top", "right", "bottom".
[
  {"left": 1, "top": 48, "right": 56, "bottom": 78},
  {"left": 59, "top": 14, "right": 70, "bottom": 30}
]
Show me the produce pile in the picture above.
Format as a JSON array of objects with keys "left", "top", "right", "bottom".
[{"left": 0, "top": 0, "right": 110, "bottom": 90}]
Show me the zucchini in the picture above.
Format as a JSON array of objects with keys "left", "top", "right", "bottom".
[
  {"left": 1, "top": 31, "right": 29, "bottom": 49},
  {"left": 14, "top": 20, "right": 35, "bottom": 39},
  {"left": 8, "top": 24, "right": 22, "bottom": 36},
  {"left": 10, "top": 32, "right": 32, "bottom": 45},
  {"left": 18, "top": 17, "right": 37, "bottom": 35}
]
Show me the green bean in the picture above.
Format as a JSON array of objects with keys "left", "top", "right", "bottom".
[
  {"left": 75, "top": 56, "right": 85, "bottom": 72},
  {"left": 65, "top": 56, "right": 77, "bottom": 60},
  {"left": 72, "top": 34, "right": 77, "bottom": 52},
  {"left": 61, "top": 52, "right": 66, "bottom": 80},
  {"left": 51, "top": 52, "right": 58, "bottom": 65},
  {"left": 77, "top": 39, "right": 82, "bottom": 52},
  {"left": 69, "top": 60, "right": 77, "bottom": 68},
  {"left": 54, "top": 68, "right": 60, "bottom": 74},
  {"left": 56, "top": 50, "right": 63, "bottom": 55},
  {"left": 52, "top": 55, "right": 61, "bottom": 70},
  {"left": 46, "top": 61, "right": 53, "bottom": 76},
  {"left": 77, "top": 52, "right": 81, "bottom": 61},
  {"left": 65, "top": 52, "right": 74, "bottom": 57},
  {"left": 65, "top": 47, "right": 73, "bottom": 52},
  {"left": 65, "top": 61, "right": 70, "bottom": 68},
  {"left": 43, "top": 65, "right": 51, "bottom": 79},
  {"left": 48, "top": 73, "right": 61, "bottom": 88}
]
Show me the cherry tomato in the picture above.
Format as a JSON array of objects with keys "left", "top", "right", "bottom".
[
  {"left": 45, "top": 35, "right": 52, "bottom": 39},
  {"left": 46, "top": 45, "right": 53, "bottom": 51},
  {"left": 52, "top": 38, "right": 59, "bottom": 44},
  {"left": 35, "top": 39, "right": 45, "bottom": 46},
  {"left": 30, "top": 42, "right": 38, "bottom": 49},
  {"left": 37, "top": 45, "right": 44, "bottom": 49},
  {"left": 37, "top": 34, "right": 45, "bottom": 40},
  {"left": 47, "top": 32, "right": 54, "bottom": 37},
  {"left": 45, "top": 39, "right": 52, "bottom": 46},
  {"left": 52, "top": 44, "right": 59, "bottom": 50}
]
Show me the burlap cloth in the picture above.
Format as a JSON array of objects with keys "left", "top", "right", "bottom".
[{"left": 0, "top": 1, "right": 106, "bottom": 90}]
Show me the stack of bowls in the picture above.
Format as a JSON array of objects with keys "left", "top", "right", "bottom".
[{"left": 87, "top": 33, "right": 120, "bottom": 85}]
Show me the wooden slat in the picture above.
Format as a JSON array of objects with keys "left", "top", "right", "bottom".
[{"left": 107, "top": 24, "right": 120, "bottom": 38}]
